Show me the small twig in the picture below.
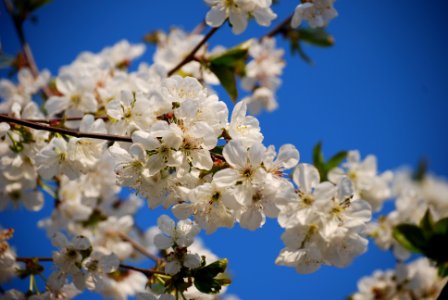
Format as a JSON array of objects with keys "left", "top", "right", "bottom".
[
  {"left": 264, "top": 14, "right": 294, "bottom": 39},
  {"left": 16, "top": 257, "right": 162, "bottom": 277},
  {"left": 118, "top": 233, "right": 161, "bottom": 264},
  {"left": 167, "top": 26, "right": 220, "bottom": 76},
  {"left": 3, "top": 0, "right": 52, "bottom": 98},
  {"left": 192, "top": 20, "right": 207, "bottom": 35},
  {"left": 16, "top": 257, "right": 53, "bottom": 262},
  {"left": 21, "top": 116, "right": 109, "bottom": 124},
  {"left": 119, "top": 264, "right": 164, "bottom": 276},
  {"left": 0, "top": 114, "right": 132, "bottom": 143}
]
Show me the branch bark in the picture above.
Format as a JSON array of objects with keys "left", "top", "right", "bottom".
[
  {"left": 167, "top": 26, "right": 220, "bottom": 76},
  {"left": 3, "top": 0, "right": 53, "bottom": 98},
  {"left": 118, "top": 233, "right": 161, "bottom": 264},
  {"left": 0, "top": 114, "right": 132, "bottom": 143}
]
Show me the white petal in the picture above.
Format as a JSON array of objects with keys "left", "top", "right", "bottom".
[
  {"left": 165, "top": 260, "right": 181, "bottom": 275},
  {"left": 51, "top": 232, "right": 68, "bottom": 248},
  {"left": 276, "top": 144, "right": 300, "bottom": 170},
  {"left": 154, "top": 234, "right": 173, "bottom": 249},
  {"left": 213, "top": 168, "right": 239, "bottom": 187},
  {"left": 72, "top": 235, "right": 91, "bottom": 250},
  {"left": 239, "top": 208, "right": 264, "bottom": 230},
  {"left": 45, "top": 96, "right": 69, "bottom": 116},
  {"left": 157, "top": 215, "right": 175, "bottom": 235},
  {"left": 191, "top": 149, "right": 213, "bottom": 170},
  {"left": 183, "top": 253, "right": 202, "bottom": 269},
  {"left": 206, "top": 8, "right": 227, "bottom": 27},
  {"left": 223, "top": 139, "right": 247, "bottom": 168},
  {"left": 229, "top": 11, "right": 248, "bottom": 35},
  {"left": 293, "top": 163, "right": 320, "bottom": 193},
  {"left": 248, "top": 142, "right": 265, "bottom": 166}
]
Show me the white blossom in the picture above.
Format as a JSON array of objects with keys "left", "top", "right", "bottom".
[
  {"left": 205, "top": 0, "right": 277, "bottom": 34},
  {"left": 291, "top": 0, "right": 338, "bottom": 29}
]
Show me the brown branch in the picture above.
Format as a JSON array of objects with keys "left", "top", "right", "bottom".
[
  {"left": 264, "top": 14, "right": 294, "bottom": 39},
  {"left": 119, "top": 264, "right": 164, "bottom": 276},
  {"left": 16, "top": 257, "right": 53, "bottom": 262},
  {"left": 118, "top": 232, "right": 161, "bottom": 264},
  {"left": 0, "top": 114, "right": 132, "bottom": 143},
  {"left": 192, "top": 20, "right": 206, "bottom": 35},
  {"left": 21, "top": 116, "right": 109, "bottom": 124},
  {"left": 167, "top": 26, "right": 220, "bottom": 76},
  {"left": 3, "top": 0, "right": 52, "bottom": 98},
  {"left": 16, "top": 257, "right": 162, "bottom": 277}
]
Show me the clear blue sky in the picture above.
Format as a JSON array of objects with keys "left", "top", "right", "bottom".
[{"left": 1, "top": 1, "right": 448, "bottom": 299}]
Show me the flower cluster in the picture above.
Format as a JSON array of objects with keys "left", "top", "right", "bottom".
[
  {"left": 352, "top": 258, "right": 446, "bottom": 300},
  {"left": 2, "top": 2, "right": 447, "bottom": 299},
  {"left": 328, "top": 150, "right": 393, "bottom": 212},
  {"left": 368, "top": 169, "right": 448, "bottom": 260},
  {"left": 240, "top": 37, "right": 285, "bottom": 115},
  {"left": 0, "top": 228, "right": 17, "bottom": 284},
  {"left": 205, "top": 0, "right": 277, "bottom": 34},
  {"left": 275, "top": 163, "right": 372, "bottom": 273},
  {"left": 291, "top": 0, "right": 338, "bottom": 29},
  {"left": 48, "top": 233, "right": 119, "bottom": 292}
]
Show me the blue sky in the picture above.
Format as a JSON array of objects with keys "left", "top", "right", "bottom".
[{"left": 1, "top": 0, "right": 448, "bottom": 299}]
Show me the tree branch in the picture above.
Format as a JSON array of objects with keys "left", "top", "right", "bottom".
[
  {"left": 119, "top": 264, "right": 164, "bottom": 276},
  {"left": 16, "top": 257, "right": 53, "bottom": 262},
  {"left": 0, "top": 114, "right": 132, "bottom": 143},
  {"left": 264, "top": 14, "right": 293, "bottom": 39},
  {"left": 118, "top": 233, "right": 161, "bottom": 264},
  {"left": 3, "top": 0, "right": 53, "bottom": 98},
  {"left": 167, "top": 26, "right": 220, "bottom": 76},
  {"left": 21, "top": 116, "right": 109, "bottom": 124},
  {"left": 15, "top": 257, "right": 162, "bottom": 277}
]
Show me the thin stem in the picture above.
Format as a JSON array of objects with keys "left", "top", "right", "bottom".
[
  {"left": 167, "top": 26, "right": 220, "bottom": 76},
  {"left": 3, "top": 0, "right": 52, "bottom": 98},
  {"left": 16, "top": 257, "right": 53, "bottom": 262},
  {"left": 21, "top": 116, "right": 109, "bottom": 124},
  {"left": 264, "top": 14, "right": 293, "bottom": 39},
  {"left": 16, "top": 257, "right": 162, "bottom": 277},
  {"left": 192, "top": 20, "right": 206, "bottom": 35},
  {"left": 0, "top": 114, "right": 132, "bottom": 143},
  {"left": 118, "top": 233, "right": 161, "bottom": 264},
  {"left": 119, "top": 264, "right": 164, "bottom": 276}
]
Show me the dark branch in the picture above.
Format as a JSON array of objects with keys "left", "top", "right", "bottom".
[
  {"left": 167, "top": 26, "right": 220, "bottom": 76},
  {"left": 3, "top": 0, "right": 53, "bottom": 98},
  {"left": 264, "top": 14, "right": 293, "bottom": 39},
  {"left": 118, "top": 233, "right": 161, "bottom": 264},
  {"left": 0, "top": 114, "right": 132, "bottom": 143}
]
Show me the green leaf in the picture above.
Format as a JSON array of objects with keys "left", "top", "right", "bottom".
[
  {"left": 208, "top": 42, "right": 250, "bottom": 102},
  {"left": 198, "top": 259, "right": 227, "bottom": 278},
  {"left": 419, "top": 209, "right": 435, "bottom": 235},
  {"left": 209, "top": 64, "right": 238, "bottom": 102},
  {"left": 438, "top": 263, "right": 448, "bottom": 278},
  {"left": 326, "top": 151, "right": 348, "bottom": 172},
  {"left": 312, "top": 143, "right": 324, "bottom": 169},
  {"left": 0, "top": 52, "right": 15, "bottom": 69},
  {"left": 209, "top": 47, "right": 248, "bottom": 68},
  {"left": 14, "top": 0, "right": 53, "bottom": 16},
  {"left": 298, "top": 28, "right": 335, "bottom": 47},
  {"left": 434, "top": 218, "right": 448, "bottom": 235},
  {"left": 290, "top": 39, "right": 313, "bottom": 65},
  {"left": 393, "top": 224, "right": 427, "bottom": 253},
  {"left": 412, "top": 159, "right": 427, "bottom": 182},
  {"left": 193, "top": 259, "right": 229, "bottom": 294}
]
